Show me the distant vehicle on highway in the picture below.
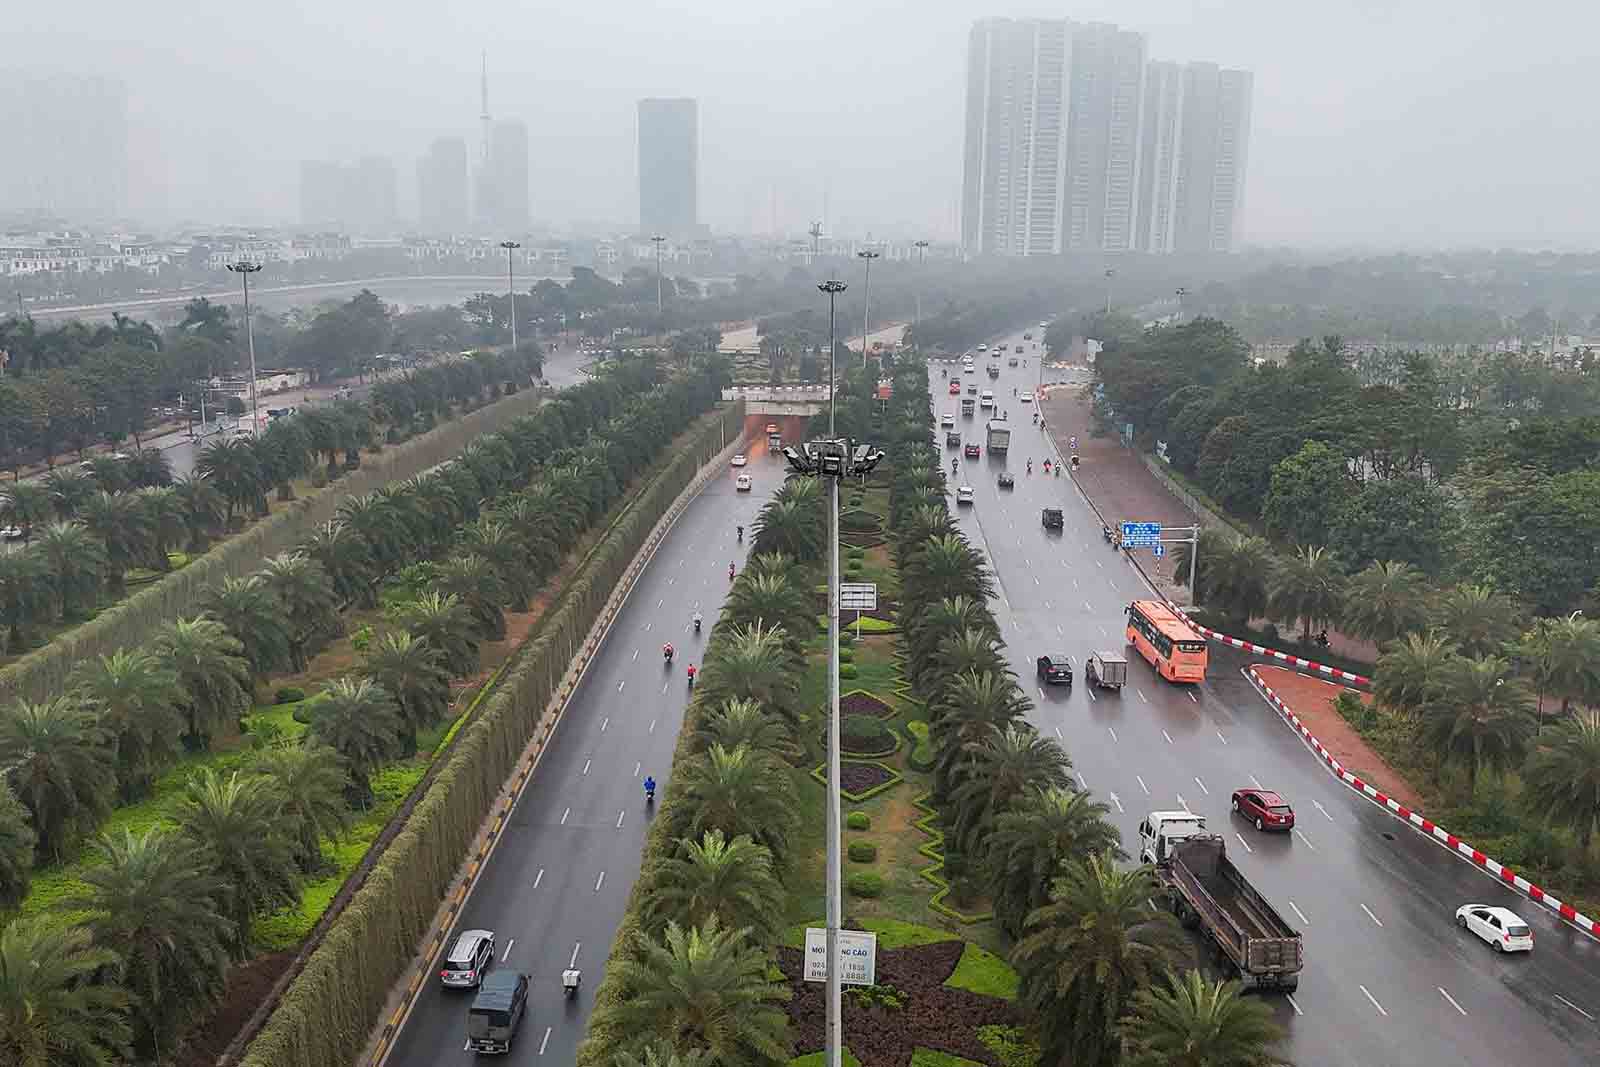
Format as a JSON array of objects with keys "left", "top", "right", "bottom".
[
  {"left": 946, "top": 431, "right": 961, "bottom": 447},
  {"left": 997, "top": 471, "right": 1014, "bottom": 489},
  {"left": 941, "top": 411, "right": 956, "bottom": 428},
  {"left": 735, "top": 474, "right": 752, "bottom": 492},
  {"left": 1041, "top": 506, "right": 1064, "bottom": 530},
  {"left": 1455, "top": 904, "right": 1533, "bottom": 953},
  {"left": 1036, "top": 653, "right": 1073, "bottom": 685},
  {"left": 986, "top": 420, "right": 1011, "bottom": 454},
  {"left": 963, "top": 443, "right": 980, "bottom": 459},
  {"left": 949, "top": 380, "right": 962, "bottom": 395},
  {"left": 1125, "top": 600, "right": 1209, "bottom": 683},
  {"left": 440, "top": 929, "right": 496, "bottom": 989},
  {"left": 731, "top": 453, "right": 747, "bottom": 467},
  {"left": 1085, "top": 650, "right": 1127, "bottom": 689},
  {"left": 1231, "top": 789, "right": 1295, "bottom": 831},
  {"left": 1007, "top": 356, "right": 1019, "bottom": 367},
  {"left": 980, "top": 391, "right": 994, "bottom": 409},
  {"left": 1038, "top": 321, "right": 1048, "bottom": 329},
  {"left": 1023, "top": 332, "right": 1033, "bottom": 340},
  {"left": 1019, "top": 391, "right": 1034, "bottom": 403},
  {"left": 465, "top": 971, "right": 529, "bottom": 1054},
  {"left": 977, "top": 344, "right": 988, "bottom": 352},
  {"left": 766, "top": 423, "right": 779, "bottom": 435},
  {"left": 956, "top": 485, "right": 974, "bottom": 505}
]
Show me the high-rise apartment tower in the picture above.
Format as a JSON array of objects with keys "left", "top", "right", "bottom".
[{"left": 637, "top": 98, "right": 698, "bottom": 237}]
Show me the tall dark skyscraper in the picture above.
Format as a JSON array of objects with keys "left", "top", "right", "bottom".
[
  {"left": 637, "top": 98, "right": 698, "bottom": 237},
  {"left": 0, "top": 71, "right": 128, "bottom": 220},
  {"left": 418, "top": 136, "right": 469, "bottom": 232}
]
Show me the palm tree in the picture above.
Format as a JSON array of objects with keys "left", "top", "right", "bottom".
[
  {"left": 1342, "top": 561, "right": 1430, "bottom": 646},
  {"left": 693, "top": 623, "right": 804, "bottom": 737},
  {"left": 463, "top": 519, "right": 536, "bottom": 612},
  {"left": 68, "top": 828, "right": 234, "bottom": 1059},
  {"left": 948, "top": 723, "right": 1072, "bottom": 855},
  {"left": 1169, "top": 527, "right": 1228, "bottom": 609},
  {"left": 1011, "top": 851, "right": 1186, "bottom": 1067},
  {"left": 0, "top": 915, "right": 131, "bottom": 1067},
  {"left": 75, "top": 491, "right": 152, "bottom": 598},
  {"left": 751, "top": 499, "right": 824, "bottom": 562},
  {"left": 1117, "top": 970, "right": 1288, "bottom": 1067},
  {"left": 929, "top": 671, "right": 1031, "bottom": 800},
  {"left": 590, "top": 916, "right": 790, "bottom": 1066},
  {"left": 1267, "top": 545, "right": 1345, "bottom": 642},
  {"left": 173, "top": 474, "right": 225, "bottom": 552},
  {"left": 307, "top": 676, "right": 402, "bottom": 806},
  {"left": 42, "top": 468, "right": 96, "bottom": 520},
  {"left": 71, "top": 648, "right": 186, "bottom": 800},
  {"left": 1373, "top": 630, "right": 1460, "bottom": 719},
  {"left": 487, "top": 496, "right": 561, "bottom": 579},
  {"left": 905, "top": 595, "right": 998, "bottom": 684},
  {"left": 1523, "top": 709, "right": 1600, "bottom": 852},
  {"left": 694, "top": 697, "right": 793, "bottom": 758},
  {"left": 363, "top": 631, "right": 452, "bottom": 756},
  {"left": 1437, "top": 584, "right": 1523, "bottom": 659},
  {"left": 135, "top": 486, "right": 189, "bottom": 570},
  {"left": 85, "top": 456, "right": 131, "bottom": 494},
  {"left": 152, "top": 616, "right": 254, "bottom": 750},
  {"left": 722, "top": 572, "right": 812, "bottom": 648},
  {"left": 259, "top": 553, "right": 342, "bottom": 670},
  {"left": 644, "top": 829, "right": 783, "bottom": 943},
  {"left": 0, "top": 482, "right": 51, "bottom": 544},
  {"left": 396, "top": 592, "right": 481, "bottom": 677},
  {"left": 902, "top": 533, "right": 993, "bottom": 608},
  {"left": 197, "top": 437, "right": 264, "bottom": 526},
  {"left": 199, "top": 575, "right": 292, "bottom": 680},
  {"left": 988, "top": 786, "right": 1124, "bottom": 938},
  {"left": 1520, "top": 615, "right": 1600, "bottom": 724},
  {"left": 934, "top": 627, "right": 1009, "bottom": 684},
  {"left": 1421, "top": 655, "right": 1535, "bottom": 789},
  {"left": 302, "top": 519, "right": 379, "bottom": 609},
  {"left": 611, "top": 1040, "right": 712, "bottom": 1067},
  {"left": 127, "top": 448, "right": 173, "bottom": 489},
  {"left": 174, "top": 768, "right": 300, "bottom": 956},
  {"left": 435, "top": 553, "right": 507, "bottom": 640},
  {"left": 673, "top": 744, "right": 798, "bottom": 866},
  {"left": 0, "top": 781, "right": 37, "bottom": 909},
  {"left": 0, "top": 696, "right": 115, "bottom": 859},
  {"left": 32, "top": 521, "right": 106, "bottom": 619},
  {"left": 0, "top": 552, "right": 49, "bottom": 652},
  {"left": 338, "top": 492, "right": 412, "bottom": 576},
  {"left": 252, "top": 744, "right": 352, "bottom": 872}
]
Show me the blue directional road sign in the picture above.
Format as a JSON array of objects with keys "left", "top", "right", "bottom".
[
  {"left": 1120, "top": 521, "right": 1162, "bottom": 548},
  {"left": 1153, "top": 543, "right": 1165, "bottom": 558}
]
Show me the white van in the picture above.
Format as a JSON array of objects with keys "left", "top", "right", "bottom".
[{"left": 980, "top": 391, "right": 994, "bottom": 409}]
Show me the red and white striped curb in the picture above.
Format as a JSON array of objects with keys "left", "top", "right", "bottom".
[
  {"left": 1247, "top": 665, "right": 1600, "bottom": 940},
  {"left": 1171, "top": 605, "right": 1372, "bottom": 686}
]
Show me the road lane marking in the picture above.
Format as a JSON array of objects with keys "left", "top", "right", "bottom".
[
  {"left": 633, "top": 761, "right": 641, "bottom": 776},
  {"left": 1312, "top": 799, "right": 1333, "bottom": 821},
  {"left": 1073, "top": 578, "right": 1080, "bottom": 588},
  {"left": 1109, "top": 791, "right": 1124, "bottom": 813},
  {"left": 1295, "top": 829, "right": 1317, "bottom": 850},
  {"left": 617, "top": 680, "right": 625, "bottom": 692},
  {"left": 1216, "top": 730, "right": 1228, "bottom": 746},
  {"left": 601, "top": 717, "right": 609, "bottom": 731},
  {"left": 1138, "top": 689, "right": 1148, "bottom": 703},
  {"left": 1084, "top": 600, "right": 1093, "bottom": 611},
  {"left": 595, "top": 871, "right": 606, "bottom": 892},
  {"left": 1234, "top": 833, "right": 1253, "bottom": 854},
  {"left": 1187, "top": 690, "right": 1197, "bottom": 703},
  {"left": 632, "top": 649, "right": 638, "bottom": 661},
  {"left": 1044, "top": 600, "right": 1052, "bottom": 609},
  {"left": 1054, "top": 725, "right": 1063, "bottom": 740},
  {"left": 1176, "top": 791, "right": 1188, "bottom": 808},
  {"left": 533, "top": 868, "right": 544, "bottom": 888},
  {"left": 1250, "top": 774, "right": 1264, "bottom": 789},
  {"left": 1361, "top": 903, "right": 1384, "bottom": 928},
  {"left": 1056, "top": 624, "right": 1064, "bottom": 635},
  {"left": 656, "top": 599, "right": 662, "bottom": 607},
  {"left": 1289, "top": 900, "right": 1310, "bottom": 926},
  {"left": 1087, "top": 687, "right": 1097, "bottom": 702},
  {"left": 1286, "top": 993, "right": 1304, "bottom": 1016},
  {"left": 582, "top": 759, "right": 591, "bottom": 775},
  {"left": 616, "top": 810, "right": 625, "bottom": 829},
  {"left": 1555, "top": 994, "right": 1596, "bottom": 1021},
  {"left": 1108, "top": 727, "right": 1118, "bottom": 743},
  {"left": 1076, "top": 772, "right": 1089, "bottom": 790},
  {"left": 1194, "top": 776, "right": 1209, "bottom": 796},
  {"left": 560, "top": 808, "right": 570, "bottom": 825},
  {"left": 570, "top": 942, "right": 581, "bottom": 967},
  {"left": 1438, "top": 987, "right": 1467, "bottom": 1016},
  {"left": 1039, "top": 688, "right": 1046, "bottom": 701},
  {"left": 1162, "top": 729, "right": 1173, "bottom": 744},
  {"left": 502, "top": 939, "right": 515, "bottom": 962},
  {"left": 1136, "top": 775, "right": 1150, "bottom": 795},
  {"left": 1097, "top": 560, "right": 1103, "bottom": 568},
  {"left": 1359, "top": 985, "right": 1388, "bottom": 1017},
  {"left": 649, "top": 719, "right": 657, "bottom": 734},
  {"left": 661, "top": 681, "right": 669, "bottom": 693},
  {"left": 539, "top": 1026, "right": 552, "bottom": 1055},
  {"left": 644, "top": 622, "right": 651, "bottom": 632},
  {"left": 1034, "top": 576, "right": 1040, "bottom": 586}
]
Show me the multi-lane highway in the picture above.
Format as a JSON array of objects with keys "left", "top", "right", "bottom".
[
  {"left": 379, "top": 434, "right": 777, "bottom": 1065},
  {"left": 944, "top": 330, "right": 1600, "bottom": 1065}
]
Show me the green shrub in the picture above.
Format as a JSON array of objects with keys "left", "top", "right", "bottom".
[
  {"left": 840, "top": 714, "right": 891, "bottom": 753},
  {"left": 847, "top": 871, "right": 884, "bottom": 898},
  {"left": 906, "top": 720, "right": 935, "bottom": 772},
  {"left": 839, "top": 663, "right": 858, "bottom": 679},
  {"left": 848, "top": 841, "right": 878, "bottom": 863},
  {"left": 846, "top": 811, "right": 871, "bottom": 830},
  {"left": 275, "top": 687, "right": 306, "bottom": 705},
  {"left": 1335, "top": 691, "right": 1379, "bottom": 730},
  {"left": 839, "top": 648, "right": 855, "bottom": 663}
]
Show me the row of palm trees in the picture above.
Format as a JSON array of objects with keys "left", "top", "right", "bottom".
[
  {"left": 0, "top": 359, "right": 727, "bottom": 1067},
  {"left": 885, "top": 363, "right": 1286, "bottom": 1067}
]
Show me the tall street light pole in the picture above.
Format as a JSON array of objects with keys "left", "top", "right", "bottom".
[
  {"left": 1105, "top": 268, "right": 1116, "bottom": 315},
  {"left": 809, "top": 221, "right": 824, "bottom": 265},
  {"left": 818, "top": 277, "right": 847, "bottom": 1067},
  {"left": 856, "top": 249, "right": 879, "bottom": 363},
  {"left": 913, "top": 240, "right": 929, "bottom": 351},
  {"left": 1175, "top": 286, "right": 1187, "bottom": 320},
  {"left": 225, "top": 259, "right": 262, "bottom": 437},
  {"left": 500, "top": 240, "right": 521, "bottom": 353},
  {"left": 651, "top": 235, "right": 667, "bottom": 344}
]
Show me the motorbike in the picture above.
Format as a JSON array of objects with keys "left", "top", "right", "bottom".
[
  {"left": 563, "top": 969, "right": 581, "bottom": 999},
  {"left": 693, "top": 616, "right": 702, "bottom": 633},
  {"left": 1102, "top": 525, "right": 1113, "bottom": 543}
]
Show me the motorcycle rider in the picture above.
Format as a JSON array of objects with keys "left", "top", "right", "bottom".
[
  {"left": 663, "top": 642, "right": 674, "bottom": 662},
  {"left": 686, "top": 663, "right": 697, "bottom": 686},
  {"left": 692, "top": 611, "right": 703, "bottom": 633}
]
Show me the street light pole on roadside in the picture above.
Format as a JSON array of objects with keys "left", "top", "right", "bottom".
[
  {"left": 1175, "top": 286, "right": 1187, "bottom": 320},
  {"left": 1105, "top": 268, "right": 1116, "bottom": 315},
  {"left": 913, "top": 240, "right": 930, "bottom": 351},
  {"left": 856, "top": 249, "right": 879, "bottom": 363},
  {"left": 809, "top": 221, "right": 824, "bottom": 266},
  {"left": 225, "top": 259, "right": 263, "bottom": 436},
  {"left": 819, "top": 277, "right": 847, "bottom": 1067},
  {"left": 651, "top": 234, "right": 667, "bottom": 345},
  {"left": 500, "top": 240, "right": 521, "bottom": 353}
]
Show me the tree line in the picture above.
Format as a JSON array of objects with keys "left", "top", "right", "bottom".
[{"left": 0, "top": 357, "right": 728, "bottom": 1066}]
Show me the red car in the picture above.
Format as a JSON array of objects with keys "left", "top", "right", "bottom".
[
  {"left": 948, "top": 380, "right": 962, "bottom": 395},
  {"left": 963, "top": 443, "right": 980, "bottom": 459},
  {"left": 1231, "top": 789, "right": 1295, "bottom": 831}
]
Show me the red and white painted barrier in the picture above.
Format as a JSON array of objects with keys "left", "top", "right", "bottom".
[
  {"left": 1247, "top": 665, "right": 1600, "bottom": 940},
  {"left": 1181, "top": 611, "right": 1372, "bottom": 686}
]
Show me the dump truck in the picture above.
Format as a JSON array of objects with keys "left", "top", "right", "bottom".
[
  {"left": 986, "top": 420, "right": 1011, "bottom": 454},
  {"left": 1140, "top": 811, "right": 1303, "bottom": 992},
  {"left": 961, "top": 396, "right": 976, "bottom": 417}
]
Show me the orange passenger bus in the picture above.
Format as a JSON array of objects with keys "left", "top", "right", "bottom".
[{"left": 1125, "top": 600, "right": 1209, "bottom": 682}]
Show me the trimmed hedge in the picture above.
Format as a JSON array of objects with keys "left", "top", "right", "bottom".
[
  {"left": 847, "top": 871, "right": 884, "bottom": 898},
  {"left": 235, "top": 392, "right": 743, "bottom": 1067},
  {"left": 0, "top": 387, "right": 547, "bottom": 707},
  {"left": 848, "top": 841, "right": 878, "bottom": 863},
  {"left": 846, "top": 811, "right": 871, "bottom": 831},
  {"left": 906, "top": 720, "right": 936, "bottom": 773}
]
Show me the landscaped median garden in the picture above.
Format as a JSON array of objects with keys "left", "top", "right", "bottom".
[
  {"left": 0, "top": 355, "right": 745, "bottom": 1067},
  {"left": 575, "top": 356, "right": 1289, "bottom": 1067}
]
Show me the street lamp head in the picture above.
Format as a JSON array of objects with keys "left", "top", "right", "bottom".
[
  {"left": 226, "top": 260, "right": 261, "bottom": 274},
  {"left": 856, "top": 250, "right": 880, "bottom": 261},
  {"left": 500, "top": 240, "right": 520, "bottom": 250},
  {"left": 818, "top": 279, "right": 847, "bottom": 295},
  {"left": 651, "top": 234, "right": 666, "bottom": 244}
]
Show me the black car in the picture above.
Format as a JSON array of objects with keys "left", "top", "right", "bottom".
[
  {"left": 998, "top": 471, "right": 1015, "bottom": 489},
  {"left": 1041, "top": 506, "right": 1064, "bottom": 530},
  {"left": 946, "top": 431, "right": 961, "bottom": 447},
  {"left": 1037, "top": 653, "right": 1073, "bottom": 685},
  {"left": 466, "top": 971, "right": 529, "bottom": 1054}
]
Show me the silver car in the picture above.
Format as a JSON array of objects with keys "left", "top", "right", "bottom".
[{"left": 439, "top": 928, "right": 496, "bottom": 988}]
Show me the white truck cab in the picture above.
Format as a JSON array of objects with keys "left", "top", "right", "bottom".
[{"left": 1139, "top": 810, "right": 1208, "bottom": 865}]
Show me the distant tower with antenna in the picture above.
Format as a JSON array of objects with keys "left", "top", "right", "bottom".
[{"left": 479, "top": 52, "right": 492, "bottom": 168}]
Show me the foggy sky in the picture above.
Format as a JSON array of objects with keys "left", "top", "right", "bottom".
[{"left": 12, "top": 0, "right": 1599, "bottom": 248}]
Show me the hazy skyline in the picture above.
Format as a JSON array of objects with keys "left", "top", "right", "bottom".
[{"left": 9, "top": 0, "right": 1598, "bottom": 248}]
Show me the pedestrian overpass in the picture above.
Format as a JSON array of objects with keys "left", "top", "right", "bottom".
[{"left": 722, "top": 384, "right": 830, "bottom": 417}]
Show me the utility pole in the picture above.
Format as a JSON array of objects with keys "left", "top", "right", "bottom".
[
  {"left": 914, "top": 240, "right": 929, "bottom": 350},
  {"left": 1175, "top": 286, "right": 1187, "bottom": 320},
  {"left": 818, "top": 277, "right": 847, "bottom": 1067},
  {"left": 651, "top": 235, "right": 666, "bottom": 343},
  {"left": 500, "top": 241, "right": 521, "bottom": 352},
  {"left": 856, "top": 249, "right": 879, "bottom": 363},
  {"left": 809, "top": 221, "right": 824, "bottom": 265},
  {"left": 225, "top": 259, "right": 262, "bottom": 436},
  {"left": 1105, "top": 268, "right": 1116, "bottom": 315}
]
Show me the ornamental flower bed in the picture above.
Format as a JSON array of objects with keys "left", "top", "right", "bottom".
[
  {"left": 841, "top": 690, "right": 897, "bottom": 719},
  {"left": 778, "top": 940, "right": 1019, "bottom": 1066},
  {"left": 812, "top": 758, "right": 904, "bottom": 802}
]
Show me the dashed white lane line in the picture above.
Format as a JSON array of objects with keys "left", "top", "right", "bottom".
[
  {"left": 582, "top": 759, "right": 591, "bottom": 775},
  {"left": 1054, "top": 725, "right": 1063, "bottom": 740},
  {"left": 538, "top": 1026, "right": 552, "bottom": 1055},
  {"left": 661, "top": 681, "right": 669, "bottom": 693},
  {"left": 1087, "top": 687, "right": 1097, "bottom": 702},
  {"left": 616, "top": 810, "right": 626, "bottom": 829},
  {"left": 594, "top": 871, "right": 606, "bottom": 892},
  {"left": 1033, "top": 575, "right": 1040, "bottom": 586},
  {"left": 1138, "top": 688, "right": 1149, "bottom": 703},
  {"left": 1136, "top": 775, "right": 1150, "bottom": 795},
  {"left": 1175, "top": 791, "right": 1188, "bottom": 809},
  {"left": 1361, "top": 903, "right": 1385, "bottom": 928},
  {"left": 1286, "top": 993, "right": 1304, "bottom": 1017},
  {"left": 656, "top": 598, "right": 663, "bottom": 608},
  {"left": 649, "top": 719, "right": 657, "bottom": 734},
  {"left": 1555, "top": 994, "right": 1596, "bottom": 1021},
  {"left": 601, "top": 717, "right": 610, "bottom": 731},
  {"left": 1073, "top": 578, "right": 1080, "bottom": 588},
  {"left": 570, "top": 942, "right": 582, "bottom": 967},
  {"left": 1162, "top": 729, "right": 1174, "bottom": 744},
  {"left": 533, "top": 868, "right": 544, "bottom": 889},
  {"left": 1438, "top": 987, "right": 1467, "bottom": 1016},
  {"left": 1108, "top": 727, "right": 1118, "bottom": 743},
  {"left": 1234, "top": 832, "right": 1253, "bottom": 854},
  {"left": 1312, "top": 799, "right": 1334, "bottom": 821},
  {"left": 1250, "top": 774, "right": 1264, "bottom": 789},
  {"left": 1187, "top": 690, "right": 1197, "bottom": 703},
  {"left": 1216, "top": 730, "right": 1228, "bottom": 746},
  {"left": 502, "top": 939, "right": 515, "bottom": 962},
  {"left": 1194, "top": 776, "right": 1209, "bottom": 796},
  {"left": 559, "top": 807, "right": 570, "bottom": 825},
  {"left": 1076, "top": 772, "right": 1089, "bottom": 790},
  {"left": 617, "top": 680, "right": 625, "bottom": 692},
  {"left": 633, "top": 761, "right": 641, "bottom": 776},
  {"left": 1289, "top": 900, "right": 1310, "bottom": 926},
  {"left": 1108, "top": 791, "right": 1124, "bottom": 813},
  {"left": 632, "top": 648, "right": 638, "bottom": 662},
  {"left": 1096, "top": 560, "right": 1103, "bottom": 568},
  {"left": 1295, "top": 828, "right": 1318, "bottom": 851},
  {"left": 1084, "top": 599, "right": 1094, "bottom": 611},
  {"left": 1359, "top": 984, "right": 1389, "bottom": 1017},
  {"left": 1038, "top": 688, "right": 1046, "bottom": 701}
]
